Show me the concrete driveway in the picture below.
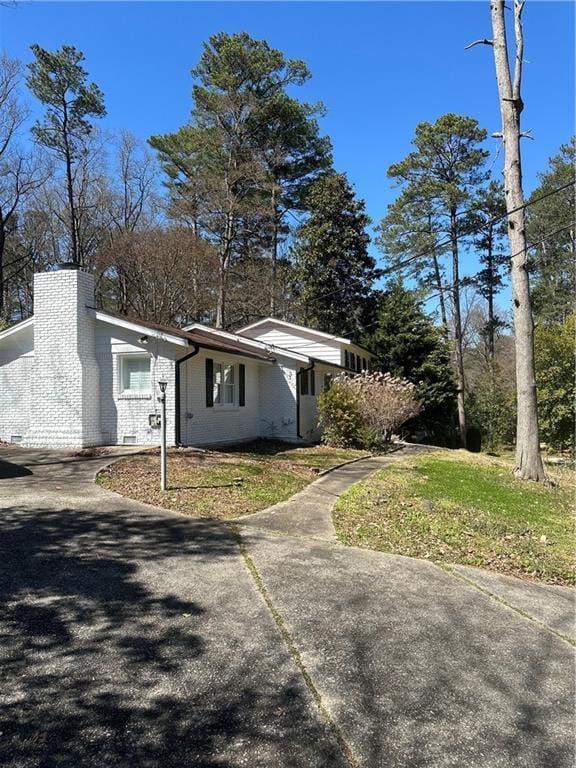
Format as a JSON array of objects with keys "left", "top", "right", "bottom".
[{"left": 0, "top": 446, "right": 574, "bottom": 768}]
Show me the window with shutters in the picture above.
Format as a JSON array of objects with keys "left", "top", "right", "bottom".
[
  {"left": 206, "top": 360, "right": 246, "bottom": 408},
  {"left": 213, "top": 362, "right": 235, "bottom": 405},
  {"left": 119, "top": 355, "right": 151, "bottom": 395},
  {"left": 299, "top": 367, "right": 316, "bottom": 396}
]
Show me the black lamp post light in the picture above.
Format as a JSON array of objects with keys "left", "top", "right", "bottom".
[{"left": 158, "top": 380, "right": 168, "bottom": 491}]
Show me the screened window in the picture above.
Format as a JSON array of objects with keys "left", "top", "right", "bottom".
[
  {"left": 214, "top": 363, "right": 235, "bottom": 405},
  {"left": 121, "top": 355, "right": 151, "bottom": 393}
]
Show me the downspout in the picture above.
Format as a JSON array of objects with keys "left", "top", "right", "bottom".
[
  {"left": 296, "top": 361, "right": 315, "bottom": 440},
  {"left": 175, "top": 343, "right": 200, "bottom": 446}
]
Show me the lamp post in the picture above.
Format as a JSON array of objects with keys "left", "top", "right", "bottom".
[{"left": 158, "top": 380, "right": 168, "bottom": 491}]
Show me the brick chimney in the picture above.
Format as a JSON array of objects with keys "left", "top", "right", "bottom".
[{"left": 26, "top": 268, "right": 102, "bottom": 448}]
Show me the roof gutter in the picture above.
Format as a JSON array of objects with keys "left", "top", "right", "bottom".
[
  {"left": 175, "top": 343, "right": 200, "bottom": 446},
  {"left": 296, "top": 361, "right": 315, "bottom": 440}
]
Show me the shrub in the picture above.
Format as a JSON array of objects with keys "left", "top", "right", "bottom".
[
  {"left": 318, "top": 372, "right": 421, "bottom": 449},
  {"left": 353, "top": 371, "right": 422, "bottom": 443},
  {"left": 535, "top": 315, "right": 575, "bottom": 452},
  {"left": 317, "top": 379, "right": 363, "bottom": 447},
  {"left": 466, "top": 378, "right": 516, "bottom": 453}
]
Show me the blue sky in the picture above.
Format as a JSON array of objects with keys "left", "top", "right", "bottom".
[{"left": 1, "top": 1, "right": 574, "bottom": 286}]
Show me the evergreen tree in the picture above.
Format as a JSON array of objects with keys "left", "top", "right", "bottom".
[
  {"left": 534, "top": 314, "right": 575, "bottom": 451},
  {"left": 27, "top": 45, "right": 106, "bottom": 267},
  {"left": 365, "top": 281, "right": 456, "bottom": 443},
  {"left": 381, "top": 113, "right": 489, "bottom": 445},
  {"left": 526, "top": 138, "right": 575, "bottom": 325},
  {"left": 376, "top": 186, "right": 449, "bottom": 326},
  {"left": 150, "top": 32, "right": 330, "bottom": 327},
  {"left": 291, "top": 170, "right": 377, "bottom": 340},
  {"left": 471, "top": 181, "right": 508, "bottom": 357}
]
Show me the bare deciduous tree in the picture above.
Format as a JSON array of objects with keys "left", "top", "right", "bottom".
[
  {"left": 97, "top": 228, "right": 219, "bottom": 325},
  {"left": 0, "top": 54, "right": 46, "bottom": 320}
]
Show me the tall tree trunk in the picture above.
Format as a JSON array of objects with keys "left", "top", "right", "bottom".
[
  {"left": 270, "top": 186, "right": 278, "bottom": 316},
  {"left": 490, "top": 0, "right": 545, "bottom": 481},
  {"left": 216, "top": 257, "right": 227, "bottom": 329},
  {"left": 0, "top": 217, "right": 5, "bottom": 321},
  {"left": 62, "top": 103, "right": 79, "bottom": 266},
  {"left": 432, "top": 252, "right": 448, "bottom": 327},
  {"left": 450, "top": 207, "right": 467, "bottom": 446},
  {"left": 427, "top": 211, "right": 448, "bottom": 327},
  {"left": 486, "top": 227, "right": 497, "bottom": 453},
  {"left": 118, "top": 268, "right": 129, "bottom": 315},
  {"left": 486, "top": 229, "right": 496, "bottom": 361}
]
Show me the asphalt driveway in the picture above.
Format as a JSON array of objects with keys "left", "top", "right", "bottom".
[{"left": 0, "top": 446, "right": 574, "bottom": 768}]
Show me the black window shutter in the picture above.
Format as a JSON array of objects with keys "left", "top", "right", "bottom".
[
  {"left": 239, "top": 364, "right": 246, "bottom": 406},
  {"left": 344, "top": 350, "right": 350, "bottom": 369},
  {"left": 300, "top": 367, "right": 308, "bottom": 396},
  {"left": 205, "top": 358, "right": 214, "bottom": 407},
  {"left": 310, "top": 369, "right": 315, "bottom": 396}
]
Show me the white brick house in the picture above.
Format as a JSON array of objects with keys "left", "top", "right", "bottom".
[{"left": 0, "top": 268, "right": 373, "bottom": 449}]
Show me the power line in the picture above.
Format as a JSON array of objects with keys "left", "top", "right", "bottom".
[
  {"left": 379, "top": 179, "right": 576, "bottom": 278},
  {"left": 237, "top": 180, "right": 575, "bottom": 333},
  {"left": 340, "top": 219, "right": 576, "bottom": 338},
  {"left": 310, "top": 179, "right": 576, "bottom": 305}
]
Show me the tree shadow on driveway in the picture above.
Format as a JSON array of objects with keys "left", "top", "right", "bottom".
[
  {"left": 0, "top": 502, "right": 345, "bottom": 768},
  {"left": 0, "top": 458, "right": 33, "bottom": 479}
]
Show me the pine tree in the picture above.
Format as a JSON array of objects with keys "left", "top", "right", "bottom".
[
  {"left": 526, "top": 138, "right": 575, "bottom": 325},
  {"left": 291, "top": 170, "right": 377, "bottom": 340},
  {"left": 381, "top": 113, "right": 489, "bottom": 446},
  {"left": 471, "top": 180, "right": 508, "bottom": 359},
  {"left": 150, "top": 32, "right": 330, "bottom": 327},
  {"left": 27, "top": 45, "right": 106, "bottom": 267}
]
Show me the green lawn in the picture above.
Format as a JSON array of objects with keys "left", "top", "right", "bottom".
[
  {"left": 97, "top": 441, "right": 368, "bottom": 520},
  {"left": 333, "top": 450, "right": 575, "bottom": 585}
]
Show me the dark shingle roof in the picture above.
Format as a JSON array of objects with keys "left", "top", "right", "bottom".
[{"left": 97, "top": 310, "right": 275, "bottom": 362}]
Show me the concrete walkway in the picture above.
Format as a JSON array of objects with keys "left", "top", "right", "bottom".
[
  {"left": 0, "top": 444, "right": 574, "bottom": 768},
  {"left": 235, "top": 443, "right": 427, "bottom": 541}
]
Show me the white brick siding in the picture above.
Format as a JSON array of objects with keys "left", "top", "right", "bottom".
[
  {"left": 96, "top": 324, "right": 176, "bottom": 446},
  {"left": 0, "top": 325, "right": 34, "bottom": 444},
  {"left": 27, "top": 270, "right": 102, "bottom": 448},
  {"left": 258, "top": 358, "right": 299, "bottom": 441},
  {"left": 0, "top": 271, "right": 349, "bottom": 449},
  {"left": 179, "top": 349, "right": 262, "bottom": 446}
]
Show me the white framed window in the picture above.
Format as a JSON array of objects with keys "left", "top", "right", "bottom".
[
  {"left": 213, "top": 362, "right": 235, "bottom": 405},
  {"left": 120, "top": 354, "right": 151, "bottom": 394}
]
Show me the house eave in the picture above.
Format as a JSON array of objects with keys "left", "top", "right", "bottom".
[
  {"left": 184, "top": 322, "right": 309, "bottom": 363},
  {"left": 95, "top": 311, "right": 190, "bottom": 347},
  {"left": 0, "top": 316, "right": 35, "bottom": 344}
]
